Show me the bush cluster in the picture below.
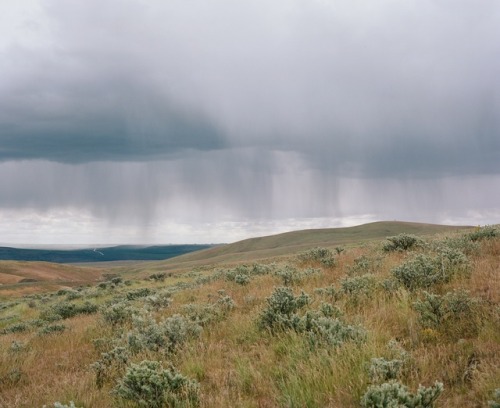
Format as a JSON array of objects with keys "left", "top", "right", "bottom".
[
  {"left": 273, "top": 266, "right": 321, "bottom": 286},
  {"left": 181, "top": 292, "right": 235, "bottom": 326},
  {"left": 127, "top": 314, "right": 201, "bottom": 355},
  {"left": 259, "top": 287, "right": 365, "bottom": 348},
  {"left": 391, "top": 250, "right": 468, "bottom": 291},
  {"left": 91, "top": 346, "right": 129, "bottom": 388},
  {"left": 258, "top": 287, "right": 310, "bottom": 332},
  {"left": 368, "top": 357, "right": 404, "bottom": 383},
  {"left": 101, "top": 302, "right": 140, "bottom": 327},
  {"left": 467, "top": 225, "right": 499, "bottom": 241},
  {"left": 114, "top": 360, "right": 199, "bottom": 408},
  {"left": 38, "top": 324, "right": 66, "bottom": 335},
  {"left": 39, "top": 301, "right": 98, "bottom": 321},
  {"left": 382, "top": 234, "right": 424, "bottom": 252},
  {"left": 297, "top": 247, "right": 336, "bottom": 267},
  {"left": 361, "top": 381, "right": 443, "bottom": 408},
  {"left": 341, "top": 274, "right": 376, "bottom": 298},
  {"left": 489, "top": 389, "right": 500, "bottom": 408},
  {"left": 149, "top": 273, "right": 167, "bottom": 282},
  {"left": 413, "top": 290, "right": 482, "bottom": 340},
  {"left": 1, "top": 322, "right": 29, "bottom": 335},
  {"left": 144, "top": 290, "right": 173, "bottom": 311},
  {"left": 126, "top": 288, "right": 154, "bottom": 301}
]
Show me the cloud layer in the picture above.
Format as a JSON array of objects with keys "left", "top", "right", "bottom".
[{"left": 0, "top": 0, "right": 499, "bottom": 243}]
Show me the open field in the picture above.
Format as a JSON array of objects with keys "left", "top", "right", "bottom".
[{"left": 0, "top": 222, "right": 498, "bottom": 407}]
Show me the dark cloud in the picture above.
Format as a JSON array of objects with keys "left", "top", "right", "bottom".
[
  {"left": 1, "top": 0, "right": 499, "bottom": 176},
  {"left": 0, "top": 0, "right": 499, "bottom": 243}
]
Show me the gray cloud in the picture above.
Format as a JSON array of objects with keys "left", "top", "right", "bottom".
[
  {"left": 0, "top": 0, "right": 499, "bottom": 243},
  {"left": 1, "top": 0, "right": 499, "bottom": 176}
]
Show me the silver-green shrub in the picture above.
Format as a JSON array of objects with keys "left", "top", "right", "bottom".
[
  {"left": 234, "top": 274, "right": 251, "bottom": 285},
  {"left": 368, "top": 358, "right": 404, "bottom": 383},
  {"left": 391, "top": 250, "right": 467, "bottom": 291},
  {"left": 341, "top": 274, "right": 376, "bottom": 297},
  {"left": 144, "top": 290, "right": 173, "bottom": 311},
  {"left": 467, "top": 225, "right": 499, "bottom": 241},
  {"left": 489, "top": 388, "right": 500, "bottom": 408},
  {"left": 91, "top": 346, "right": 129, "bottom": 388},
  {"left": 258, "top": 287, "right": 310, "bottom": 332},
  {"left": 114, "top": 360, "right": 199, "bottom": 408},
  {"left": 40, "top": 301, "right": 98, "bottom": 321},
  {"left": 413, "top": 290, "right": 482, "bottom": 339},
  {"left": 101, "top": 302, "right": 140, "bottom": 326},
  {"left": 382, "top": 234, "right": 424, "bottom": 252},
  {"left": 300, "top": 313, "right": 366, "bottom": 348},
  {"left": 314, "top": 285, "right": 341, "bottom": 302},
  {"left": 38, "top": 323, "right": 66, "bottom": 335},
  {"left": 43, "top": 402, "right": 80, "bottom": 408},
  {"left": 297, "top": 247, "right": 336, "bottom": 267},
  {"left": 181, "top": 292, "right": 235, "bottom": 326},
  {"left": 126, "top": 288, "right": 154, "bottom": 301},
  {"left": 361, "top": 380, "right": 443, "bottom": 408},
  {"left": 1, "top": 322, "right": 29, "bottom": 335},
  {"left": 127, "top": 314, "right": 201, "bottom": 354}
]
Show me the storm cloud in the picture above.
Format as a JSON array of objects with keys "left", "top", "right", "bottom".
[{"left": 0, "top": 0, "right": 499, "bottom": 244}]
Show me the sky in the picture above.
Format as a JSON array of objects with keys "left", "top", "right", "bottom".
[{"left": 1, "top": 0, "right": 499, "bottom": 246}]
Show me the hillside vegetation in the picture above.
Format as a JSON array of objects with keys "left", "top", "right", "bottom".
[{"left": 0, "top": 222, "right": 498, "bottom": 407}]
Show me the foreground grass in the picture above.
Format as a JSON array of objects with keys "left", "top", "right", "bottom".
[{"left": 0, "top": 227, "right": 498, "bottom": 407}]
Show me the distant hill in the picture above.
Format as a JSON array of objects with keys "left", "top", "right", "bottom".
[
  {"left": 121, "top": 221, "right": 472, "bottom": 277},
  {"left": 0, "top": 244, "right": 214, "bottom": 263}
]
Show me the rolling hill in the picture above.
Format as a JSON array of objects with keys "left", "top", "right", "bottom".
[{"left": 117, "top": 221, "right": 472, "bottom": 277}]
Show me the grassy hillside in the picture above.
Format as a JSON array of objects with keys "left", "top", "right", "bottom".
[
  {"left": 118, "top": 221, "right": 470, "bottom": 279},
  {"left": 0, "top": 223, "right": 498, "bottom": 407}
]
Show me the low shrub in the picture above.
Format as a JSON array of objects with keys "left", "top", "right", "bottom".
[
  {"left": 361, "top": 381, "right": 443, "bottom": 408},
  {"left": 391, "top": 251, "right": 467, "bottom": 291},
  {"left": 346, "top": 255, "right": 379, "bottom": 276},
  {"left": 273, "top": 266, "right": 302, "bottom": 286},
  {"left": 341, "top": 274, "right": 376, "bottom": 297},
  {"left": 368, "top": 357, "right": 404, "bottom": 383},
  {"left": 258, "top": 287, "right": 364, "bottom": 348},
  {"left": 101, "top": 302, "right": 140, "bottom": 326},
  {"left": 1, "top": 322, "right": 29, "bottom": 335},
  {"left": 126, "top": 288, "right": 154, "bottom": 301},
  {"left": 181, "top": 292, "right": 235, "bottom": 326},
  {"left": 127, "top": 314, "right": 202, "bottom": 355},
  {"left": 65, "top": 290, "right": 82, "bottom": 301},
  {"left": 43, "top": 402, "right": 80, "bottom": 408},
  {"left": 114, "top": 360, "right": 199, "bottom": 408},
  {"left": 40, "top": 301, "right": 98, "bottom": 321},
  {"left": 489, "top": 389, "right": 500, "bottom": 408},
  {"left": 144, "top": 290, "right": 172, "bottom": 311},
  {"left": 467, "top": 225, "right": 499, "bottom": 241},
  {"left": 9, "top": 340, "right": 24, "bottom": 352},
  {"left": 297, "top": 247, "right": 336, "bottom": 267},
  {"left": 413, "top": 290, "right": 483, "bottom": 339},
  {"left": 38, "top": 324, "right": 66, "bottom": 335},
  {"left": 91, "top": 346, "right": 129, "bottom": 388},
  {"left": 299, "top": 313, "right": 366, "bottom": 348},
  {"left": 314, "top": 285, "right": 341, "bottom": 302},
  {"left": 149, "top": 273, "right": 166, "bottom": 282},
  {"left": 234, "top": 274, "right": 251, "bottom": 285},
  {"left": 258, "top": 287, "right": 310, "bottom": 332},
  {"left": 382, "top": 234, "right": 424, "bottom": 252}
]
